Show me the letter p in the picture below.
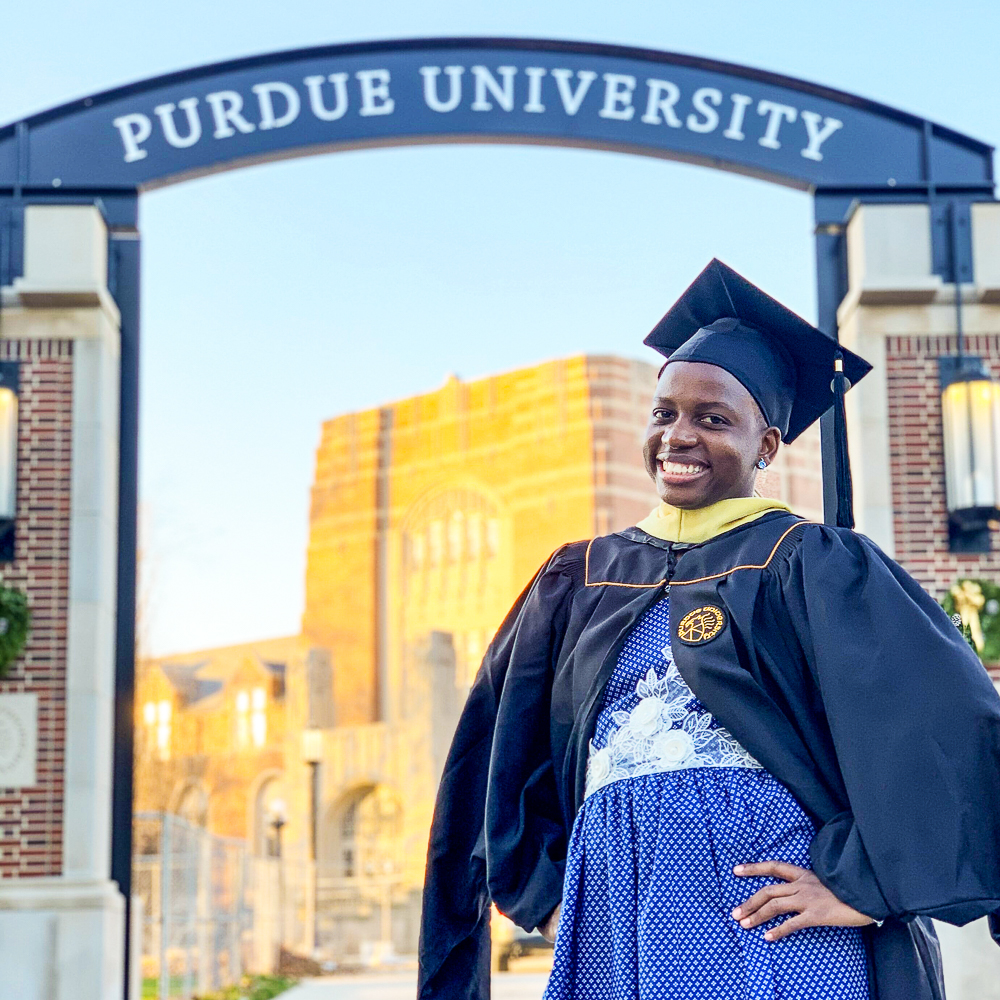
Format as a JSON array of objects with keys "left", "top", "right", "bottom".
[{"left": 113, "top": 113, "right": 153, "bottom": 163}]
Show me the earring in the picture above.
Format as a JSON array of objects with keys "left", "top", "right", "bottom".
[{"left": 757, "top": 459, "right": 767, "bottom": 470}]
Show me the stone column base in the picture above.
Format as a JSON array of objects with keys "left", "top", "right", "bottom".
[
  {"left": 0, "top": 877, "right": 124, "bottom": 1000},
  {"left": 937, "top": 917, "right": 1000, "bottom": 1000}
]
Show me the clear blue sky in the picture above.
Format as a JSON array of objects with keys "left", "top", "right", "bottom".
[{"left": 1, "top": 1, "right": 997, "bottom": 656}]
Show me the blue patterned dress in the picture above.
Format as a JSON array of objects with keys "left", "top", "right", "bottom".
[{"left": 543, "top": 597, "right": 871, "bottom": 1000}]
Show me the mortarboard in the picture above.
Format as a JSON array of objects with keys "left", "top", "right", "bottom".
[{"left": 643, "top": 258, "right": 872, "bottom": 528}]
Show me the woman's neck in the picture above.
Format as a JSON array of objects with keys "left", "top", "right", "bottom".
[{"left": 636, "top": 496, "right": 792, "bottom": 544}]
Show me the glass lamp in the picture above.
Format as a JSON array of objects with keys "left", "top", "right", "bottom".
[
  {"left": 269, "top": 797, "right": 287, "bottom": 827},
  {"left": 0, "top": 363, "right": 19, "bottom": 562},
  {"left": 939, "top": 355, "right": 1000, "bottom": 552},
  {"left": 302, "top": 727, "right": 323, "bottom": 765}
]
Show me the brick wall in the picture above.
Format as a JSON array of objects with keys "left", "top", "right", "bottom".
[
  {"left": 0, "top": 338, "right": 72, "bottom": 878},
  {"left": 586, "top": 356, "right": 661, "bottom": 536},
  {"left": 887, "top": 333, "right": 1000, "bottom": 599},
  {"left": 757, "top": 422, "right": 824, "bottom": 522}
]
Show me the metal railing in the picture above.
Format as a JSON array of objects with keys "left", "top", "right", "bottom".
[
  {"left": 132, "top": 813, "right": 421, "bottom": 997},
  {"left": 134, "top": 813, "right": 257, "bottom": 999}
]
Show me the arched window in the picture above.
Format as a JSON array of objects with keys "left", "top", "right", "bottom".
[
  {"left": 400, "top": 487, "right": 507, "bottom": 687},
  {"left": 252, "top": 776, "right": 287, "bottom": 857},
  {"left": 329, "top": 785, "right": 402, "bottom": 880},
  {"left": 172, "top": 783, "right": 208, "bottom": 828},
  {"left": 339, "top": 797, "right": 360, "bottom": 877}
]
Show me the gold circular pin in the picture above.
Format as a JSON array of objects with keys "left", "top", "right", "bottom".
[{"left": 677, "top": 605, "right": 727, "bottom": 645}]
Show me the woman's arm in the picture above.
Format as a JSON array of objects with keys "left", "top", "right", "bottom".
[
  {"left": 776, "top": 524, "right": 1000, "bottom": 927},
  {"left": 484, "top": 543, "right": 583, "bottom": 931},
  {"left": 538, "top": 902, "right": 561, "bottom": 943},
  {"left": 418, "top": 543, "right": 581, "bottom": 998}
]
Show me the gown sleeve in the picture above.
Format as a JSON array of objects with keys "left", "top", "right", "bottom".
[
  {"left": 417, "top": 544, "right": 581, "bottom": 999},
  {"left": 777, "top": 524, "right": 1000, "bottom": 927}
]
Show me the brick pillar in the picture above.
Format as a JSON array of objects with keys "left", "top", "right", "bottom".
[
  {"left": 885, "top": 332, "right": 1000, "bottom": 591},
  {"left": 0, "top": 206, "right": 125, "bottom": 999},
  {"left": 0, "top": 337, "right": 73, "bottom": 876}
]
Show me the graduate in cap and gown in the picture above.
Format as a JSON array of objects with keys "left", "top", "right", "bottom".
[{"left": 417, "top": 259, "right": 1000, "bottom": 1000}]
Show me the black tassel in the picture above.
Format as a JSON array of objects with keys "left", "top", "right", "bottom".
[{"left": 832, "top": 351, "right": 855, "bottom": 529}]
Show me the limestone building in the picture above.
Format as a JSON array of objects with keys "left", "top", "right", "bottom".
[{"left": 134, "top": 635, "right": 305, "bottom": 845}]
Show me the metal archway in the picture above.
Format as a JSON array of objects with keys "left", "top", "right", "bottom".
[
  {"left": 0, "top": 37, "right": 994, "bottom": 994},
  {"left": 0, "top": 37, "right": 993, "bottom": 193}
]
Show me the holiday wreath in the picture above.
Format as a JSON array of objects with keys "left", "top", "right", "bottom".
[
  {"left": 941, "top": 578, "right": 1000, "bottom": 665},
  {"left": 0, "top": 585, "right": 30, "bottom": 677}
]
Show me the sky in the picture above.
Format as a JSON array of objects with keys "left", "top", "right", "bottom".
[{"left": 1, "top": 1, "right": 998, "bottom": 656}]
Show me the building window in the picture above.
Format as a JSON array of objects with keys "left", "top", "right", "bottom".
[
  {"left": 410, "top": 532, "right": 424, "bottom": 569},
  {"left": 447, "top": 512, "right": 464, "bottom": 562},
  {"left": 236, "top": 690, "right": 250, "bottom": 748},
  {"left": 156, "top": 700, "right": 171, "bottom": 760},
  {"left": 142, "top": 701, "right": 169, "bottom": 759},
  {"left": 428, "top": 520, "right": 444, "bottom": 566},
  {"left": 486, "top": 518, "right": 500, "bottom": 558},
  {"left": 235, "top": 688, "right": 267, "bottom": 748},
  {"left": 466, "top": 513, "right": 482, "bottom": 559},
  {"left": 465, "top": 630, "right": 487, "bottom": 687},
  {"left": 251, "top": 687, "right": 267, "bottom": 747},
  {"left": 399, "top": 489, "right": 506, "bottom": 680}
]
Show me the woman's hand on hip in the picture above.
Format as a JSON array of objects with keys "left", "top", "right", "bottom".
[
  {"left": 732, "top": 861, "right": 877, "bottom": 941},
  {"left": 538, "top": 903, "right": 561, "bottom": 944}
]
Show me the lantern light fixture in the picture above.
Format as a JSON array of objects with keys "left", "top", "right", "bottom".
[
  {"left": 0, "top": 363, "right": 20, "bottom": 562},
  {"left": 939, "top": 355, "right": 1000, "bottom": 552}
]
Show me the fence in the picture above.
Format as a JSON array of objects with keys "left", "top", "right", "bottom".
[
  {"left": 133, "top": 813, "right": 420, "bottom": 998},
  {"left": 134, "top": 813, "right": 252, "bottom": 998}
]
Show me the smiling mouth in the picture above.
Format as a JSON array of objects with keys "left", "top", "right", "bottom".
[{"left": 658, "top": 458, "right": 710, "bottom": 484}]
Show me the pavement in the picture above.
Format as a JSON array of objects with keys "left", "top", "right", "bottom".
[{"left": 283, "top": 972, "right": 548, "bottom": 1000}]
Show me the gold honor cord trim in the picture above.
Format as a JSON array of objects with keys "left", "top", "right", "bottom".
[
  {"left": 670, "top": 521, "right": 817, "bottom": 585},
  {"left": 584, "top": 522, "right": 817, "bottom": 588}
]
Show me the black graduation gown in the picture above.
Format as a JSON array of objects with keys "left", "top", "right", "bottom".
[{"left": 418, "top": 512, "right": 1000, "bottom": 1000}]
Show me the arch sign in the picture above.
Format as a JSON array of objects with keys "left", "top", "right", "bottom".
[
  {"left": 0, "top": 38, "right": 992, "bottom": 195},
  {"left": 0, "top": 37, "right": 994, "bottom": 998}
]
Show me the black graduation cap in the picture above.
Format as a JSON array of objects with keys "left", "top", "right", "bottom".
[{"left": 644, "top": 258, "right": 872, "bottom": 528}]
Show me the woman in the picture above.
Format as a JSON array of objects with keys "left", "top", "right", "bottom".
[{"left": 418, "top": 259, "right": 1000, "bottom": 1000}]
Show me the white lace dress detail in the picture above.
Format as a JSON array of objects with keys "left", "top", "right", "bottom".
[{"left": 585, "top": 632, "right": 762, "bottom": 800}]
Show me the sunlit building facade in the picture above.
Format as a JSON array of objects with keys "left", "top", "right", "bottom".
[{"left": 133, "top": 352, "right": 821, "bottom": 957}]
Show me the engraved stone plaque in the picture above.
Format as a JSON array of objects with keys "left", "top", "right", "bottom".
[{"left": 0, "top": 693, "right": 37, "bottom": 788}]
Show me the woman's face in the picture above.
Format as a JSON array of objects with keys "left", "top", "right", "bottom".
[{"left": 643, "top": 361, "right": 781, "bottom": 509}]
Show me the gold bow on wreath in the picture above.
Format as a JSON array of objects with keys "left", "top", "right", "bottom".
[{"left": 951, "top": 579, "right": 986, "bottom": 653}]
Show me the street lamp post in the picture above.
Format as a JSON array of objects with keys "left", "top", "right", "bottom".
[
  {"left": 380, "top": 859, "right": 394, "bottom": 950},
  {"left": 268, "top": 799, "right": 287, "bottom": 970},
  {"left": 302, "top": 728, "right": 323, "bottom": 955}
]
